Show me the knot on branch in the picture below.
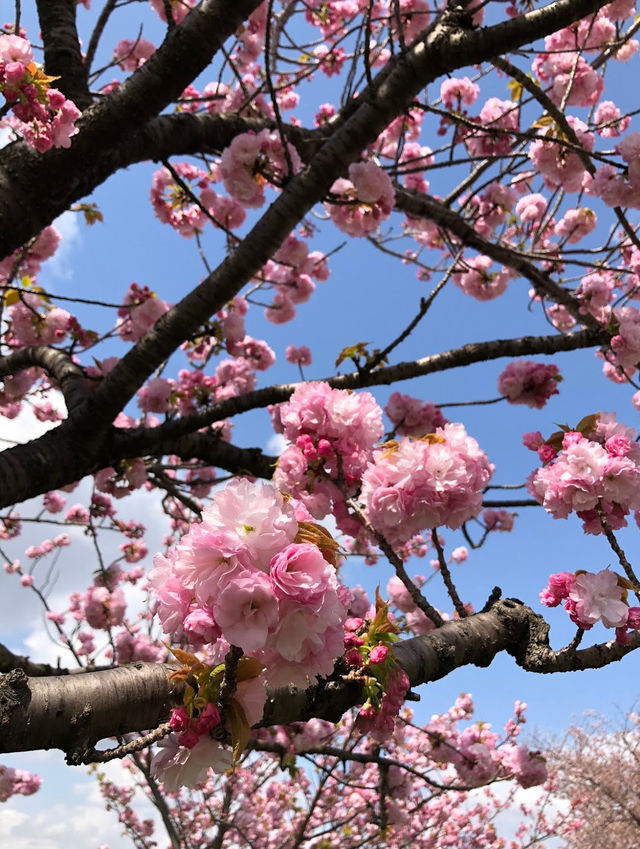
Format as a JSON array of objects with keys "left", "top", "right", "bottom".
[{"left": 0, "top": 669, "right": 31, "bottom": 732}]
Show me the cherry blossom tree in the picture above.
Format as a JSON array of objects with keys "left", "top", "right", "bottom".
[
  {"left": 544, "top": 710, "right": 640, "bottom": 849},
  {"left": 1, "top": 0, "right": 640, "bottom": 843}
]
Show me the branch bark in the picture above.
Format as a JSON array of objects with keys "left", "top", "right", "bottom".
[
  {"left": 1, "top": 598, "right": 637, "bottom": 757},
  {"left": 0, "top": 345, "right": 91, "bottom": 413},
  {"left": 0, "top": 0, "right": 264, "bottom": 255},
  {"left": 36, "top": 0, "right": 91, "bottom": 109}
]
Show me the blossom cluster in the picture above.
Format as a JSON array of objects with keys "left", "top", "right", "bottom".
[
  {"left": 497, "top": 360, "right": 561, "bottom": 409},
  {"left": 453, "top": 255, "right": 514, "bottom": 301},
  {"left": 0, "top": 225, "right": 60, "bottom": 286},
  {"left": 384, "top": 391, "right": 448, "bottom": 436},
  {"left": 117, "top": 283, "right": 171, "bottom": 342},
  {"left": 0, "top": 764, "right": 41, "bottom": 802},
  {"left": 150, "top": 161, "right": 247, "bottom": 237},
  {"left": 343, "top": 596, "right": 410, "bottom": 739},
  {"left": 540, "top": 567, "right": 640, "bottom": 641},
  {"left": 120, "top": 700, "right": 561, "bottom": 849},
  {"left": 526, "top": 413, "right": 640, "bottom": 533},
  {"left": 425, "top": 694, "right": 547, "bottom": 789},
  {"left": 150, "top": 478, "right": 348, "bottom": 690},
  {"left": 0, "top": 34, "right": 80, "bottom": 152},
  {"left": 361, "top": 424, "right": 494, "bottom": 545},
  {"left": 273, "top": 381, "right": 384, "bottom": 534},
  {"left": 220, "top": 129, "right": 301, "bottom": 208},
  {"left": 324, "top": 161, "right": 395, "bottom": 237}
]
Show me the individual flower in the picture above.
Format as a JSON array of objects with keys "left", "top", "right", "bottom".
[
  {"left": 212, "top": 570, "right": 279, "bottom": 653},
  {"left": 567, "top": 569, "right": 628, "bottom": 628},
  {"left": 150, "top": 733, "right": 232, "bottom": 791},
  {"left": 325, "top": 161, "right": 395, "bottom": 237}
]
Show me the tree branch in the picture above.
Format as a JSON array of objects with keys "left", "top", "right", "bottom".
[
  {"left": 0, "top": 327, "right": 604, "bottom": 509},
  {"left": 36, "top": 0, "right": 91, "bottom": 109},
  {"left": 0, "top": 0, "right": 265, "bottom": 256},
  {"left": 395, "top": 188, "right": 600, "bottom": 330},
  {"left": 2, "top": 598, "right": 637, "bottom": 757},
  {"left": 0, "top": 345, "right": 90, "bottom": 413}
]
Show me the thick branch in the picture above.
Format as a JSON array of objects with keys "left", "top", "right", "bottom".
[
  {"left": 0, "top": 0, "right": 612, "bottom": 510},
  {"left": 2, "top": 599, "right": 637, "bottom": 756},
  {"left": 0, "top": 328, "right": 604, "bottom": 509},
  {"left": 0, "top": 663, "right": 180, "bottom": 756},
  {"left": 36, "top": 0, "right": 92, "bottom": 109},
  {"left": 0, "top": 0, "right": 264, "bottom": 256},
  {"left": 86, "top": 0, "right": 612, "bottom": 430},
  {"left": 0, "top": 643, "right": 73, "bottom": 677},
  {"left": 136, "top": 431, "right": 277, "bottom": 480},
  {"left": 0, "top": 345, "right": 90, "bottom": 413},
  {"left": 0, "top": 0, "right": 607, "bottom": 258},
  {"left": 110, "top": 328, "right": 605, "bottom": 451}
]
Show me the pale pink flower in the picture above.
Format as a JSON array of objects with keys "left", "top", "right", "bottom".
[
  {"left": 0, "top": 34, "right": 33, "bottom": 65},
  {"left": 516, "top": 193, "right": 548, "bottom": 223},
  {"left": 440, "top": 77, "right": 480, "bottom": 109},
  {"left": 269, "top": 543, "right": 333, "bottom": 604},
  {"left": 500, "top": 745, "right": 548, "bottom": 788},
  {"left": 201, "top": 478, "right": 298, "bottom": 572},
  {"left": 384, "top": 392, "right": 447, "bottom": 437},
  {"left": 118, "top": 283, "right": 171, "bottom": 342},
  {"left": 84, "top": 585, "right": 126, "bottom": 629},
  {"left": 286, "top": 345, "right": 312, "bottom": 366},
  {"left": 150, "top": 733, "right": 232, "bottom": 791},
  {"left": 530, "top": 118, "right": 594, "bottom": 193},
  {"left": 137, "top": 377, "right": 174, "bottom": 413},
  {"left": 325, "top": 161, "right": 394, "bottom": 237},
  {"left": 213, "top": 570, "right": 279, "bottom": 653},
  {"left": 113, "top": 38, "right": 155, "bottom": 71},
  {"left": 362, "top": 423, "right": 494, "bottom": 544},
  {"left": 593, "top": 100, "right": 629, "bottom": 137},
  {"left": 568, "top": 569, "right": 628, "bottom": 628},
  {"left": 453, "top": 255, "right": 511, "bottom": 301},
  {"left": 265, "top": 588, "right": 347, "bottom": 687},
  {"left": 466, "top": 98, "right": 519, "bottom": 157},
  {"left": 450, "top": 546, "right": 468, "bottom": 564}
]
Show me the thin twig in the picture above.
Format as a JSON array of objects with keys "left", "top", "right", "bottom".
[
  {"left": 431, "top": 529, "right": 468, "bottom": 618},
  {"left": 347, "top": 499, "right": 444, "bottom": 627}
]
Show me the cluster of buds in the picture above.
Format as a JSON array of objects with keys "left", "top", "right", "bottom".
[
  {"left": 0, "top": 34, "right": 80, "bottom": 152},
  {"left": 344, "top": 592, "right": 410, "bottom": 740}
]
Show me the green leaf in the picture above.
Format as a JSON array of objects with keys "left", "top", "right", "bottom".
[{"left": 227, "top": 699, "right": 251, "bottom": 761}]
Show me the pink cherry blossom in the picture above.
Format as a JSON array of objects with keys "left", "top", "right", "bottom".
[
  {"left": 150, "top": 733, "right": 232, "bottom": 791},
  {"left": 361, "top": 423, "right": 494, "bottom": 544},
  {"left": 497, "top": 360, "right": 561, "bottom": 409},
  {"left": 568, "top": 569, "right": 628, "bottom": 628},
  {"left": 325, "top": 161, "right": 395, "bottom": 237}
]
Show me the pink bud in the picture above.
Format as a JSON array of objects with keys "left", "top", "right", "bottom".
[{"left": 369, "top": 645, "right": 388, "bottom": 664}]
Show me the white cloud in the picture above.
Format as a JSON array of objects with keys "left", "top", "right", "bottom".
[
  {"left": 2, "top": 794, "right": 132, "bottom": 848},
  {"left": 0, "top": 126, "right": 13, "bottom": 149},
  {"left": 0, "top": 809, "right": 28, "bottom": 837},
  {"left": 21, "top": 623, "right": 76, "bottom": 668},
  {"left": 266, "top": 432, "right": 286, "bottom": 455},
  {"left": 47, "top": 211, "right": 81, "bottom": 282},
  {"left": 0, "top": 395, "right": 64, "bottom": 448},
  {"left": 0, "top": 755, "right": 163, "bottom": 849}
]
